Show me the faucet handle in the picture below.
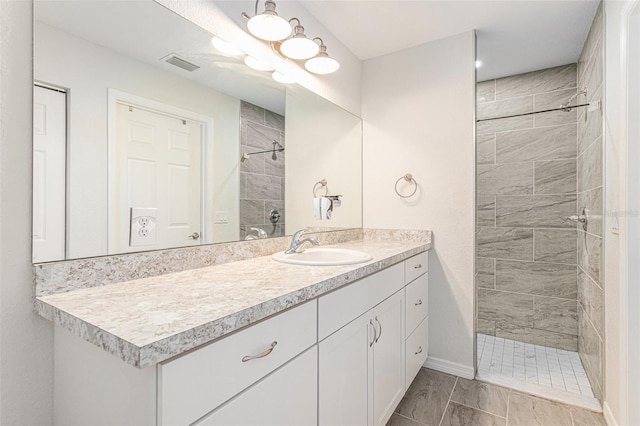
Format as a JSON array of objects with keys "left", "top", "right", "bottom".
[{"left": 292, "top": 228, "right": 309, "bottom": 240}]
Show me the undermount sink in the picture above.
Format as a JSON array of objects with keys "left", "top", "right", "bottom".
[{"left": 272, "top": 247, "right": 373, "bottom": 266}]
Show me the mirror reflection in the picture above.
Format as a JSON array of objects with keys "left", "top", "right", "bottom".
[{"left": 32, "top": 0, "right": 362, "bottom": 263}]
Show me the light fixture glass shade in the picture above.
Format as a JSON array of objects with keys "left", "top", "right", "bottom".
[
  {"left": 211, "top": 37, "right": 244, "bottom": 56},
  {"left": 272, "top": 71, "right": 294, "bottom": 84},
  {"left": 305, "top": 44, "right": 339, "bottom": 74},
  {"left": 246, "top": 1, "right": 291, "bottom": 41},
  {"left": 244, "top": 56, "right": 273, "bottom": 71},
  {"left": 280, "top": 24, "right": 319, "bottom": 60}
]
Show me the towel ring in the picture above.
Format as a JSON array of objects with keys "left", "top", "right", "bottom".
[
  {"left": 395, "top": 173, "right": 418, "bottom": 198},
  {"left": 313, "top": 179, "right": 328, "bottom": 197}
]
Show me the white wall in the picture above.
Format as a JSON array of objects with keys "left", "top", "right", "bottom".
[
  {"left": 285, "top": 86, "right": 362, "bottom": 233},
  {"left": 362, "top": 32, "right": 476, "bottom": 376},
  {"left": 35, "top": 22, "right": 241, "bottom": 258},
  {"left": 603, "top": 0, "right": 640, "bottom": 424},
  {"left": 158, "top": 0, "right": 363, "bottom": 117},
  {"left": 0, "top": 0, "right": 54, "bottom": 423}
]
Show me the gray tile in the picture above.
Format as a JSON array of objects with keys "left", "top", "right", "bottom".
[
  {"left": 578, "top": 268, "right": 603, "bottom": 338},
  {"left": 240, "top": 121, "right": 247, "bottom": 146},
  {"left": 477, "top": 164, "right": 533, "bottom": 195},
  {"left": 577, "top": 85, "right": 603, "bottom": 155},
  {"left": 477, "top": 96, "right": 533, "bottom": 121},
  {"left": 579, "top": 2, "right": 603, "bottom": 78},
  {"left": 246, "top": 174, "right": 282, "bottom": 200},
  {"left": 240, "top": 101, "right": 264, "bottom": 124},
  {"left": 240, "top": 172, "right": 247, "bottom": 199},
  {"left": 496, "top": 195, "right": 576, "bottom": 228},
  {"left": 264, "top": 110, "right": 284, "bottom": 131},
  {"left": 477, "top": 227, "right": 533, "bottom": 261},
  {"left": 495, "top": 324, "right": 578, "bottom": 351},
  {"left": 578, "top": 305, "right": 603, "bottom": 400},
  {"left": 240, "top": 200, "right": 265, "bottom": 226},
  {"left": 477, "top": 196, "right": 496, "bottom": 227},
  {"left": 450, "top": 378, "right": 508, "bottom": 417},
  {"left": 577, "top": 136, "right": 603, "bottom": 193},
  {"left": 477, "top": 115, "right": 533, "bottom": 135},
  {"left": 477, "top": 289, "right": 534, "bottom": 327},
  {"left": 495, "top": 64, "right": 577, "bottom": 100},
  {"left": 477, "top": 319, "right": 496, "bottom": 335},
  {"left": 533, "top": 89, "right": 578, "bottom": 127},
  {"left": 477, "top": 257, "right": 495, "bottom": 289},
  {"left": 395, "top": 369, "right": 457, "bottom": 426},
  {"left": 507, "top": 391, "right": 573, "bottom": 426},
  {"left": 477, "top": 80, "right": 496, "bottom": 103},
  {"left": 579, "top": 186, "right": 603, "bottom": 237},
  {"left": 533, "top": 296, "right": 578, "bottom": 335},
  {"left": 495, "top": 260, "right": 577, "bottom": 299},
  {"left": 534, "top": 160, "right": 576, "bottom": 194},
  {"left": 496, "top": 124, "right": 577, "bottom": 163},
  {"left": 386, "top": 413, "right": 423, "bottom": 426},
  {"left": 578, "top": 232, "right": 602, "bottom": 284},
  {"left": 441, "top": 401, "right": 506, "bottom": 426},
  {"left": 240, "top": 151, "right": 265, "bottom": 174},
  {"left": 477, "top": 134, "right": 496, "bottom": 165},
  {"left": 247, "top": 122, "right": 281, "bottom": 150},
  {"left": 581, "top": 37, "right": 603, "bottom": 104},
  {"left": 534, "top": 229, "right": 577, "bottom": 264},
  {"left": 265, "top": 152, "right": 285, "bottom": 178},
  {"left": 571, "top": 407, "right": 606, "bottom": 426}
]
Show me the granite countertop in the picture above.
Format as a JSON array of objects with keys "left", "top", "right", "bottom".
[{"left": 35, "top": 239, "right": 430, "bottom": 368}]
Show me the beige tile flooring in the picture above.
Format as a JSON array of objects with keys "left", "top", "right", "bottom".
[{"left": 387, "top": 369, "right": 606, "bottom": 426}]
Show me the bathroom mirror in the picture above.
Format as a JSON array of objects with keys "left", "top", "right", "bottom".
[{"left": 32, "top": 0, "right": 362, "bottom": 262}]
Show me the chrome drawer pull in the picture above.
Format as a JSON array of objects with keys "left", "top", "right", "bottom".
[
  {"left": 375, "top": 317, "right": 382, "bottom": 343},
  {"left": 414, "top": 264, "right": 422, "bottom": 269},
  {"left": 242, "top": 341, "right": 278, "bottom": 362},
  {"left": 369, "top": 320, "right": 376, "bottom": 347},
  {"left": 415, "top": 299, "right": 423, "bottom": 306},
  {"left": 415, "top": 346, "right": 423, "bottom": 355}
]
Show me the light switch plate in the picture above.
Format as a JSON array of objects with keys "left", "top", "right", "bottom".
[
  {"left": 214, "top": 211, "right": 229, "bottom": 224},
  {"left": 130, "top": 207, "right": 157, "bottom": 246}
]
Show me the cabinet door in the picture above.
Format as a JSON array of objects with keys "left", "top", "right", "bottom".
[
  {"left": 373, "top": 290, "right": 405, "bottom": 426},
  {"left": 195, "top": 347, "right": 317, "bottom": 426},
  {"left": 319, "top": 311, "right": 374, "bottom": 426}
]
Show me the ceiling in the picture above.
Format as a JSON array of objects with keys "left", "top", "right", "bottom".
[{"left": 297, "top": 0, "right": 600, "bottom": 81}]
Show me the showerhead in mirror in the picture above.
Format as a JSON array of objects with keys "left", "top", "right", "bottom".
[{"left": 271, "top": 140, "right": 284, "bottom": 160}]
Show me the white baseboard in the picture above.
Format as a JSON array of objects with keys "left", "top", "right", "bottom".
[
  {"left": 424, "top": 356, "right": 474, "bottom": 379},
  {"left": 603, "top": 402, "right": 618, "bottom": 426}
]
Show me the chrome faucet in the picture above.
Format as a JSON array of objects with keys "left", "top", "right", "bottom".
[{"left": 285, "top": 228, "right": 319, "bottom": 254}]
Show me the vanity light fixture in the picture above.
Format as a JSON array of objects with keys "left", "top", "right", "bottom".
[
  {"left": 305, "top": 38, "right": 340, "bottom": 75},
  {"left": 244, "top": 55, "right": 273, "bottom": 71},
  {"left": 272, "top": 71, "right": 294, "bottom": 84},
  {"left": 211, "top": 37, "right": 244, "bottom": 56},
  {"left": 279, "top": 18, "right": 319, "bottom": 60},
  {"left": 242, "top": 0, "right": 291, "bottom": 41}
]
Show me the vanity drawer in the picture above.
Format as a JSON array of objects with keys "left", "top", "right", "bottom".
[
  {"left": 405, "top": 273, "right": 428, "bottom": 335},
  {"left": 405, "top": 316, "right": 429, "bottom": 389},
  {"left": 318, "top": 262, "right": 404, "bottom": 341},
  {"left": 158, "top": 301, "right": 317, "bottom": 426},
  {"left": 405, "top": 252, "right": 428, "bottom": 284}
]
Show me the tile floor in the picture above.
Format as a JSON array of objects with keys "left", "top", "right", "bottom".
[
  {"left": 387, "top": 368, "right": 606, "bottom": 426},
  {"left": 476, "top": 334, "right": 594, "bottom": 398}
]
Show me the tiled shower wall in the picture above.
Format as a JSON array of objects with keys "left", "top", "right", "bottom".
[
  {"left": 476, "top": 64, "right": 579, "bottom": 351},
  {"left": 239, "top": 101, "right": 285, "bottom": 239},
  {"left": 576, "top": 3, "right": 604, "bottom": 401}
]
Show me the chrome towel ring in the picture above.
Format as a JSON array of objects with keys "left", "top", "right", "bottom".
[{"left": 395, "top": 173, "right": 418, "bottom": 198}]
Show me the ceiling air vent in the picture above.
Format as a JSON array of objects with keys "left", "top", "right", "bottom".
[{"left": 161, "top": 53, "right": 200, "bottom": 72}]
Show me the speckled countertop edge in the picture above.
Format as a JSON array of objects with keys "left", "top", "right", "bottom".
[{"left": 36, "top": 235, "right": 431, "bottom": 368}]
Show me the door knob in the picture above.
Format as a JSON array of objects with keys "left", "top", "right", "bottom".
[{"left": 188, "top": 232, "right": 200, "bottom": 240}]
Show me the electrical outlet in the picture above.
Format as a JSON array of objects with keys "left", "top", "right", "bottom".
[{"left": 130, "top": 207, "right": 157, "bottom": 246}]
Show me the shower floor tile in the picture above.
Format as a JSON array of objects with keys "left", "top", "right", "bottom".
[{"left": 476, "top": 333, "right": 600, "bottom": 411}]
